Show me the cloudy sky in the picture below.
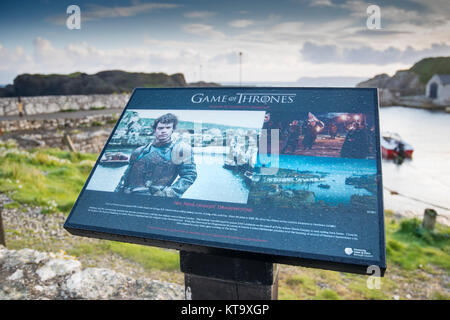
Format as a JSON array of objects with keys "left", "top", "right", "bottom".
[{"left": 0, "top": 0, "right": 449, "bottom": 85}]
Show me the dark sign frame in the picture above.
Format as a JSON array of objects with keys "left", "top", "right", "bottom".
[{"left": 64, "top": 87, "right": 386, "bottom": 276}]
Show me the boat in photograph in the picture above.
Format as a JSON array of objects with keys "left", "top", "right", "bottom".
[
  {"left": 380, "top": 132, "right": 414, "bottom": 160},
  {"left": 99, "top": 152, "right": 130, "bottom": 166}
]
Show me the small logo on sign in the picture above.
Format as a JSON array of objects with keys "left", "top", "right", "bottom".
[{"left": 345, "top": 248, "right": 353, "bottom": 255}]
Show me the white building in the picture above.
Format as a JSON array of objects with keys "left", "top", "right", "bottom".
[{"left": 426, "top": 74, "right": 450, "bottom": 105}]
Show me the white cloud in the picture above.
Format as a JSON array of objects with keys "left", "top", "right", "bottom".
[
  {"left": 33, "top": 37, "right": 70, "bottom": 69},
  {"left": 341, "top": 0, "right": 447, "bottom": 27},
  {"left": 182, "top": 24, "right": 225, "bottom": 39},
  {"left": 183, "top": 11, "right": 216, "bottom": 19},
  {"left": 86, "top": 2, "right": 179, "bottom": 19},
  {"left": 209, "top": 51, "right": 240, "bottom": 65},
  {"left": 0, "top": 44, "right": 30, "bottom": 70},
  {"left": 309, "top": 0, "right": 334, "bottom": 7},
  {"left": 46, "top": 2, "right": 179, "bottom": 24},
  {"left": 300, "top": 41, "right": 450, "bottom": 65},
  {"left": 0, "top": 35, "right": 411, "bottom": 85},
  {"left": 3, "top": 0, "right": 450, "bottom": 86},
  {"left": 229, "top": 19, "right": 255, "bottom": 28},
  {"left": 0, "top": 43, "right": 33, "bottom": 83}
]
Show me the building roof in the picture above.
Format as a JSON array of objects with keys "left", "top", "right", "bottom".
[{"left": 435, "top": 74, "right": 450, "bottom": 85}]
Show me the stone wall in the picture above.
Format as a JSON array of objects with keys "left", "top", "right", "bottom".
[
  {"left": 0, "top": 114, "right": 118, "bottom": 153},
  {"left": 1, "top": 129, "right": 112, "bottom": 154},
  {"left": 0, "top": 114, "right": 118, "bottom": 133},
  {"left": 0, "top": 93, "right": 130, "bottom": 116},
  {"left": 12, "top": 130, "right": 112, "bottom": 154}
]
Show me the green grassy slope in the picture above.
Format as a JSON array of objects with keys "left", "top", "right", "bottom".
[{"left": 409, "top": 57, "right": 450, "bottom": 84}]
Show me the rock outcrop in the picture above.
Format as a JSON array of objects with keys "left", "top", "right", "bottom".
[
  {"left": 0, "top": 246, "right": 184, "bottom": 300},
  {"left": 0, "top": 71, "right": 187, "bottom": 97},
  {"left": 357, "top": 70, "right": 425, "bottom": 97},
  {"left": 0, "top": 70, "right": 222, "bottom": 98}
]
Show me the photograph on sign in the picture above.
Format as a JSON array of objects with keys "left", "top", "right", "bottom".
[
  {"left": 251, "top": 110, "right": 377, "bottom": 211},
  {"left": 64, "top": 88, "right": 386, "bottom": 274},
  {"left": 86, "top": 109, "right": 265, "bottom": 204}
]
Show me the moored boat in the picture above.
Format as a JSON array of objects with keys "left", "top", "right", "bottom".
[
  {"left": 380, "top": 132, "right": 414, "bottom": 160},
  {"left": 100, "top": 152, "right": 129, "bottom": 166}
]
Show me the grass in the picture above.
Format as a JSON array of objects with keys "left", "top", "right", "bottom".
[
  {"left": 285, "top": 274, "right": 320, "bottom": 295},
  {"left": 386, "top": 218, "right": 449, "bottom": 272},
  {"left": 279, "top": 265, "right": 397, "bottom": 300},
  {"left": 0, "top": 141, "right": 179, "bottom": 274},
  {"left": 0, "top": 141, "right": 96, "bottom": 214},
  {"left": 108, "top": 242, "right": 179, "bottom": 271},
  {"left": 6, "top": 231, "right": 179, "bottom": 273},
  {"left": 91, "top": 120, "right": 105, "bottom": 126},
  {"left": 89, "top": 106, "right": 106, "bottom": 111},
  {"left": 106, "top": 118, "right": 118, "bottom": 125},
  {"left": 409, "top": 56, "right": 450, "bottom": 84},
  {"left": 432, "top": 291, "right": 450, "bottom": 300},
  {"left": 277, "top": 215, "right": 449, "bottom": 300},
  {"left": 66, "top": 241, "right": 179, "bottom": 271},
  {"left": 314, "top": 289, "right": 340, "bottom": 300},
  {"left": 1, "top": 142, "right": 449, "bottom": 299}
]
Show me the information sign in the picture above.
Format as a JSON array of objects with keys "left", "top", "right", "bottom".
[{"left": 64, "top": 88, "right": 386, "bottom": 275}]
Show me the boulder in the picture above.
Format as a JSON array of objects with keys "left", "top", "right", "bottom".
[{"left": 0, "top": 246, "right": 184, "bottom": 300}]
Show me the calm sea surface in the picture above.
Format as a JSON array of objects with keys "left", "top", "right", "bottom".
[{"left": 380, "top": 107, "right": 450, "bottom": 220}]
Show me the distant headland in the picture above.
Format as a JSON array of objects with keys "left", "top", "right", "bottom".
[
  {"left": 0, "top": 70, "right": 220, "bottom": 97},
  {"left": 357, "top": 56, "right": 450, "bottom": 110}
]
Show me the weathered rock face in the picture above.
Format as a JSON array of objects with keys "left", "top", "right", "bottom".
[
  {"left": 357, "top": 71, "right": 425, "bottom": 96},
  {"left": 358, "top": 73, "right": 392, "bottom": 89},
  {"left": 378, "top": 88, "right": 397, "bottom": 106},
  {"left": 0, "top": 246, "right": 184, "bottom": 300}
]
